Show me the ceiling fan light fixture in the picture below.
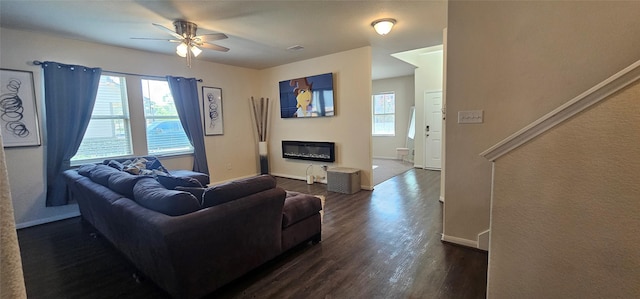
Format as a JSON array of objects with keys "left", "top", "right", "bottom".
[
  {"left": 139, "top": 21, "right": 228, "bottom": 67},
  {"left": 176, "top": 42, "right": 188, "bottom": 57},
  {"left": 372, "top": 18, "right": 396, "bottom": 35},
  {"left": 191, "top": 45, "right": 202, "bottom": 57}
]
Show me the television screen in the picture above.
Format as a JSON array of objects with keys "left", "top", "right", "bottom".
[{"left": 279, "top": 73, "right": 334, "bottom": 118}]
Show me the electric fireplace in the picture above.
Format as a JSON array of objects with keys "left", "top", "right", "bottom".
[{"left": 282, "top": 140, "right": 335, "bottom": 163}]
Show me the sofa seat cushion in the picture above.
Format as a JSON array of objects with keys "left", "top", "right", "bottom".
[
  {"left": 202, "top": 175, "right": 276, "bottom": 208},
  {"left": 282, "top": 191, "right": 322, "bottom": 228},
  {"left": 133, "top": 178, "right": 201, "bottom": 216}
]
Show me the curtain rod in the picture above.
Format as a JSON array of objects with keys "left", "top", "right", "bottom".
[{"left": 32, "top": 60, "right": 203, "bottom": 82}]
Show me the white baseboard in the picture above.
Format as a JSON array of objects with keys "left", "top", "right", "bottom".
[
  {"left": 439, "top": 195, "right": 444, "bottom": 203},
  {"left": 478, "top": 229, "right": 490, "bottom": 251},
  {"left": 414, "top": 164, "right": 424, "bottom": 169},
  {"left": 16, "top": 210, "right": 81, "bottom": 229},
  {"left": 270, "top": 172, "right": 305, "bottom": 181},
  {"left": 441, "top": 234, "right": 480, "bottom": 249},
  {"left": 270, "top": 172, "right": 327, "bottom": 185},
  {"left": 372, "top": 156, "right": 400, "bottom": 160}
]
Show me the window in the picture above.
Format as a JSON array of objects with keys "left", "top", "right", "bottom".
[
  {"left": 142, "top": 79, "right": 193, "bottom": 155},
  {"left": 72, "top": 76, "right": 192, "bottom": 164},
  {"left": 372, "top": 92, "right": 395, "bottom": 136},
  {"left": 72, "top": 75, "right": 132, "bottom": 162}
]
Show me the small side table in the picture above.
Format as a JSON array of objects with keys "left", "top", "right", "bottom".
[{"left": 327, "top": 167, "right": 361, "bottom": 194}]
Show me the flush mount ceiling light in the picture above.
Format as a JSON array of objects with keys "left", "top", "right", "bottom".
[{"left": 371, "top": 18, "right": 396, "bottom": 35}]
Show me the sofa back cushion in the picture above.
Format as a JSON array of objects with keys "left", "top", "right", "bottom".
[
  {"left": 175, "top": 186, "right": 206, "bottom": 202},
  {"left": 77, "top": 164, "right": 97, "bottom": 177},
  {"left": 202, "top": 175, "right": 276, "bottom": 208},
  {"left": 133, "top": 178, "right": 201, "bottom": 216},
  {"left": 108, "top": 172, "right": 149, "bottom": 199},
  {"left": 89, "top": 164, "right": 121, "bottom": 187}
]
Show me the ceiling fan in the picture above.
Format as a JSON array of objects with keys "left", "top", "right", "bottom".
[{"left": 133, "top": 20, "right": 229, "bottom": 67}]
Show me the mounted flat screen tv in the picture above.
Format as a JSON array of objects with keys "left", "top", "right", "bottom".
[{"left": 279, "top": 73, "right": 335, "bottom": 118}]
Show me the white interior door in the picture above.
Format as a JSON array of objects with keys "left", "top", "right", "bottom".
[{"left": 424, "top": 91, "right": 442, "bottom": 170}]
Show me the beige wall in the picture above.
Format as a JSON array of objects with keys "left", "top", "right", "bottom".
[
  {"left": 372, "top": 75, "right": 414, "bottom": 159},
  {"left": 490, "top": 80, "right": 640, "bottom": 298},
  {"left": 258, "top": 47, "right": 373, "bottom": 189},
  {"left": 0, "top": 28, "right": 261, "bottom": 227},
  {"left": 413, "top": 51, "right": 443, "bottom": 169},
  {"left": 445, "top": 1, "right": 640, "bottom": 246}
]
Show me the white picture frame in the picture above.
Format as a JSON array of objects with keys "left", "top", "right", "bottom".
[
  {"left": 202, "top": 86, "right": 224, "bottom": 136},
  {"left": 0, "top": 69, "right": 41, "bottom": 147}
]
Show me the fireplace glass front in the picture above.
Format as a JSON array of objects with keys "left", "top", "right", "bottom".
[{"left": 282, "top": 141, "right": 335, "bottom": 163}]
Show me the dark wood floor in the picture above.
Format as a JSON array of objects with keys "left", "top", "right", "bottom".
[{"left": 17, "top": 169, "right": 487, "bottom": 299}]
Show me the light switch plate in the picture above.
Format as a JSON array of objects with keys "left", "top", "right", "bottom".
[{"left": 458, "top": 110, "right": 483, "bottom": 124}]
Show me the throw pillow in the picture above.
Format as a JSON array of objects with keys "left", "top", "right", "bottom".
[
  {"left": 106, "top": 159, "right": 124, "bottom": 171},
  {"left": 157, "top": 175, "right": 203, "bottom": 190},
  {"left": 147, "top": 159, "right": 170, "bottom": 176},
  {"left": 133, "top": 178, "right": 201, "bottom": 216},
  {"left": 146, "top": 159, "right": 166, "bottom": 172}
]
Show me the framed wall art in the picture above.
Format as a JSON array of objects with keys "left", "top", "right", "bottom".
[
  {"left": 0, "top": 69, "right": 41, "bottom": 147},
  {"left": 202, "top": 86, "right": 224, "bottom": 136}
]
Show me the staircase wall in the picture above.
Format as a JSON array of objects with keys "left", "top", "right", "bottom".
[
  {"left": 445, "top": 0, "right": 640, "bottom": 250},
  {"left": 488, "top": 79, "right": 640, "bottom": 297}
]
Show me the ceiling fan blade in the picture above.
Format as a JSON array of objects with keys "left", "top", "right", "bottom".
[
  {"left": 152, "top": 23, "right": 183, "bottom": 39},
  {"left": 201, "top": 42, "right": 230, "bottom": 52},
  {"left": 131, "top": 37, "right": 175, "bottom": 41},
  {"left": 196, "top": 33, "right": 228, "bottom": 41}
]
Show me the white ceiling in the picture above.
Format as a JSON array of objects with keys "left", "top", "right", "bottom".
[{"left": 0, "top": 0, "right": 446, "bottom": 80}]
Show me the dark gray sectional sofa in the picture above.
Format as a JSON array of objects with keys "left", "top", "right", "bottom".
[{"left": 63, "top": 161, "right": 322, "bottom": 298}]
